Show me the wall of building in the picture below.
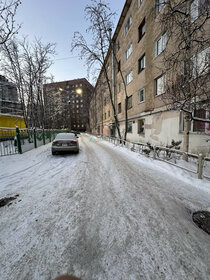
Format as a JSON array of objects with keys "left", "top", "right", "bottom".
[
  {"left": 0, "top": 114, "right": 26, "bottom": 129},
  {"left": 89, "top": 0, "right": 210, "bottom": 155}
]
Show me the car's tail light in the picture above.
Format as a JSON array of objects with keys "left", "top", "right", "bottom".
[
  {"left": 52, "top": 141, "right": 60, "bottom": 146},
  {"left": 71, "top": 141, "right": 77, "bottom": 145}
]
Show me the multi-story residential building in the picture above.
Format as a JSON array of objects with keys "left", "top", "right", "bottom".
[
  {"left": 44, "top": 78, "right": 93, "bottom": 131},
  {"left": 0, "top": 75, "right": 23, "bottom": 116},
  {"left": 89, "top": 0, "right": 210, "bottom": 154}
]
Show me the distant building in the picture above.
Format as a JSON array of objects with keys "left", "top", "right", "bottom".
[
  {"left": 43, "top": 78, "right": 93, "bottom": 131},
  {"left": 0, "top": 75, "right": 23, "bottom": 116}
]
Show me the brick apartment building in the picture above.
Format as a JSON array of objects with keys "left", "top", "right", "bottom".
[
  {"left": 44, "top": 78, "right": 93, "bottom": 131},
  {"left": 89, "top": 0, "right": 210, "bottom": 154}
]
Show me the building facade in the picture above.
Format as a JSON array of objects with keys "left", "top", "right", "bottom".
[
  {"left": 44, "top": 78, "right": 93, "bottom": 131},
  {"left": 0, "top": 75, "right": 23, "bottom": 116},
  {"left": 89, "top": 0, "right": 210, "bottom": 155}
]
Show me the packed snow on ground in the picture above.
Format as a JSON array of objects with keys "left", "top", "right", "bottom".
[{"left": 0, "top": 134, "right": 210, "bottom": 280}]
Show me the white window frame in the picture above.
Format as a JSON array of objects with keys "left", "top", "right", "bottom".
[
  {"left": 138, "top": 54, "right": 146, "bottom": 73},
  {"left": 138, "top": 88, "right": 145, "bottom": 103},
  {"left": 191, "top": 46, "right": 210, "bottom": 78},
  {"left": 138, "top": 0, "right": 143, "bottom": 8},
  {"left": 125, "top": 42, "right": 133, "bottom": 60},
  {"left": 155, "top": 32, "right": 167, "bottom": 57},
  {"left": 138, "top": 119, "right": 145, "bottom": 134},
  {"left": 155, "top": 74, "right": 165, "bottom": 96},
  {"left": 125, "top": 70, "right": 133, "bottom": 85},
  {"left": 117, "top": 83, "right": 121, "bottom": 93},
  {"left": 127, "top": 121, "right": 133, "bottom": 133},
  {"left": 124, "top": 15, "right": 132, "bottom": 36},
  {"left": 156, "top": 0, "right": 165, "bottom": 13},
  {"left": 191, "top": 0, "right": 199, "bottom": 22}
]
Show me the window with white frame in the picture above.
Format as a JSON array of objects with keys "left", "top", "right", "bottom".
[
  {"left": 191, "top": 0, "right": 199, "bottom": 22},
  {"left": 138, "top": 88, "right": 145, "bottom": 103},
  {"left": 191, "top": 0, "right": 209, "bottom": 22},
  {"left": 117, "top": 83, "right": 121, "bottom": 93},
  {"left": 179, "top": 110, "right": 210, "bottom": 133},
  {"left": 127, "top": 121, "right": 132, "bottom": 133},
  {"left": 138, "top": 0, "right": 143, "bottom": 7},
  {"left": 125, "top": 42, "right": 133, "bottom": 60},
  {"left": 155, "top": 32, "right": 167, "bottom": 57},
  {"left": 138, "top": 18, "right": 145, "bottom": 42},
  {"left": 125, "top": 70, "right": 133, "bottom": 85},
  {"left": 127, "top": 95, "right": 132, "bottom": 109},
  {"left": 155, "top": 74, "right": 165, "bottom": 95},
  {"left": 124, "top": 15, "right": 132, "bottom": 36},
  {"left": 138, "top": 54, "right": 146, "bottom": 73},
  {"left": 191, "top": 47, "right": 210, "bottom": 77},
  {"left": 138, "top": 119, "right": 145, "bottom": 134},
  {"left": 156, "top": 0, "right": 165, "bottom": 14}
]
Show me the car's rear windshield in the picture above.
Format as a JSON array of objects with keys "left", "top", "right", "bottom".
[{"left": 55, "top": 133, "right": 76, "bottom": 140}]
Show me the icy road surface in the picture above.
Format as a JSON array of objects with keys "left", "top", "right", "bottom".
[{"left": 0, "top": 134, "right": 210, "bottom": 280}]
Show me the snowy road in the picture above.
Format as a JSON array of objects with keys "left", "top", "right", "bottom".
[{"left": 0, "top": 134, "right": 210, "bottom": 280}]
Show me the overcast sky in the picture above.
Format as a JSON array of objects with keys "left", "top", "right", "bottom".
[{"left": 15, "top": 0, "right": 125, "bottom": 84}]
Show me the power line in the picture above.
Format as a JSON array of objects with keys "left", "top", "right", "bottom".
[{"left": 54, "top": 56, "right": 80, "bottom": 61}]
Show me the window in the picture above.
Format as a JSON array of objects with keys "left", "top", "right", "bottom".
[
  {"left": 191, "top": 47, "right": 210, "bottom": 77},
  {"left": 127, "top": 121, "right": 132, "bottom": 133},
  {"left": 138, "top": 119, "right": 145, "bottom": 133},
  {"left": 66, "top": 85, "right": 70, "bottom": 89},
  {"left": 138, "top": 19, "right": 145, "bottom": 42},
  {"left": 180, "top": 110, "right": 210, "bottom": 133},
  {"left": 193, "top": 109, "right": 210, "bottom": 132},
  {"left": 191, "top": 0, "right": 199, "bottom": 22},
  {"left": 155, "top": 74, "right": 165, "bottom": 95},
  {"left": 108, "top": 110, "right": 110, "bottom": 117},
  {"left": 138, "top": 0, "right": 143, "bottom": 7},
  {"left": 138, "top": 88, "right": 145, "bottom": 103},
  {"left": 124, "top": 15, "right": 132, "bottom": 35},
  {"left": 118, "top": 103, "right": 122, "bottom": 114},
  {"left": 104, "top": 113, "right": 106, "bottom": 119},
  {"left": 117, "top": 40, "right": 120, "bottom": 51},
  {"left": 138, "top": 54, "right": 146, "bottom": 73},
  {"left": 156, "top": 0, "right": 165, "bottom": 14},
  {"left": 104, "top": 97, "right": 106, "bottom": 106},
  {"left": 191, "top": 0, "right": 209, "bottom": 22},
  {"left": 155, "top": 32, "right": 167, "bottom": 57},
  {"left": 117, "top": 83, "right": 121, "bottom": 93},
  {"left": 125, "top": 70, "right": 133, "bottom": 85},
  {"left": 125, "top": 43, "right": 132, "bottom": 60},
  {"left": 127, "top": 95, "right": 132, "bottom": 109},
  {"left": 118, "top": 60, "right": 121, "bottom": 72}
]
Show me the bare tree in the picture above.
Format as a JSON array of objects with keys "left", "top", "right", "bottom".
[
  {"left": 0, "top": 0, "right": 21, "bottom": 45},
  {"left": 71, "top": 0, "right": 129, "bottom": 140},
  {"left": 1, "top": 37, "right": 56, "bottom": 128},
  {"left": 156, "top": 0, "right": 210, "bottom": 159}
]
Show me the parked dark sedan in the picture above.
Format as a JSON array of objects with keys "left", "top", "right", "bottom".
[{"left": 52, "top": 133, "right": 79, "bottom": 155}]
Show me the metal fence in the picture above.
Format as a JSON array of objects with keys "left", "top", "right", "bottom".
[
  {"left": 100, "top": 135, "right": 210, "bottom": 180},
  {"left": 0, "top": 127, "right": 69, "bottom": 156}
]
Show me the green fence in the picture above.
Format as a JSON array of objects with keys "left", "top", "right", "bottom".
[{"left": 0, "top": 127, "right": 69, "bottom": 156}]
